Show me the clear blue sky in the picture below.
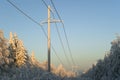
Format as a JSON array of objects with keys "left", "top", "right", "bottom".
[{"left": 0, "top": 0, "right": 120, "bottom": 70}]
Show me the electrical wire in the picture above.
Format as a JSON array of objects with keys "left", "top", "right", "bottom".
[
  {"left": 50, "top": 0, "right": 76, "bottom": 66},
  {"left": 6, "top": 0, "right": 47, "bottom": 37},
  {"left": 54, "top": 23, "right": 71, "bottom": 66}
]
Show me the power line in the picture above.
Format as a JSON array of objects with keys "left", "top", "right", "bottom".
[
  {"left": 41, "top": 0, "right": 48, "bottom": 8},
  {"left": 54, "top": 22, "right": 71, "bottom": 66},
  {"left": 50, "top": 0, "right": 76, "bottom": 66},
  {"left": 6, "top": 0, "right": 47, "bottom": 37},
  {"left": 41, "top": 0, "right": 71, "bottom": 66},
  {"left": 51, "top": 47, "right": 64, "bottom": 65},
  {"left": 6, "top": 0, "right": 63, "bottom": 65}
]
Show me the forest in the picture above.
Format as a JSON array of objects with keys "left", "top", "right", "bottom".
[{"left": 0, "top": 30, "right": 120, "bottom": 80}]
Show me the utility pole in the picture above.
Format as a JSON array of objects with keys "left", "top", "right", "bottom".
[
  {"left": 48, "top": 6, "right": 51, "bottom": 72},
  {"left": 41, "top": 5, "right": 62, "bottom": 72}
]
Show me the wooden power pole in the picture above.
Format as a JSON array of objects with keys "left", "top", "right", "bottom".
[
  {"left": 41, "top": 5, "right": 62, "bottom": 72},
  {"left": 48, "top": 6, "right": 51, "bottom": 72}
]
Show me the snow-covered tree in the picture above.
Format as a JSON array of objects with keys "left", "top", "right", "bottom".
[
  {"left": 9, "top": 32, "right": 27, "bottom": 67},
  {"left": 29, "top": 51, "right": 41, "bottom": 67},
  {"left": 30, "top": 51, "right": 36, "bottom": 63},
  {"left": 80, "top": 36, "right": 120, "bottom": 80},
  {"left": 55, "top": 64, "right": 67, "bottom": 77},
  {"left": 0, "top": 30, "right": 14, "bottom": 70}
]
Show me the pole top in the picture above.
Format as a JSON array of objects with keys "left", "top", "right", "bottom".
[{"left": 48, "top": 5, "right": 50, "bottom": 9}]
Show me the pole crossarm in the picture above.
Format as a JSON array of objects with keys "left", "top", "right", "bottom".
[{"left": 41, "top": 18, "right": 63, "bottom": 25}]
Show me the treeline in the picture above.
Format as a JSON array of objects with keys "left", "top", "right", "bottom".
[
  {"left": 79, "top": 36, "right": 120, "bottom": 80},
  {"left": 1, "top": 29, "right": 120, "bottom": 80},
  {"left": 0, "top": 30, "right": 75, "bottom": 80}
]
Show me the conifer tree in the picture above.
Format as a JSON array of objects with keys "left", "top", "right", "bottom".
[
  {"left": 29, "top": 51, "right": 39, "bottom": 67},
  {"left": 30, "top": 51, "right": 36, "bottom": 64},
  {"left": 0, "top": 30, "right": 13, "bottom": 70},
  {"left": 55, "top": 64, "right": 67, "bottom": 77},
  {"left": 9, "top": 32, "right": 27, "bottom": 67}
]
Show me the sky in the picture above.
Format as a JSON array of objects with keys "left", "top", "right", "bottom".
[{"left": 0, "top": 0, "right": 120, "bottom": 71}]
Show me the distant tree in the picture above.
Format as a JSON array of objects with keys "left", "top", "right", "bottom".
[
  {"left": 30, "top": 51, "right": 36, "bottom": 63},
  {"left": 55, "top": 64, "right": 67, "bottom": 78},
  {"left": 30, "top": 51, "right": 40, "bottom": 66}
]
